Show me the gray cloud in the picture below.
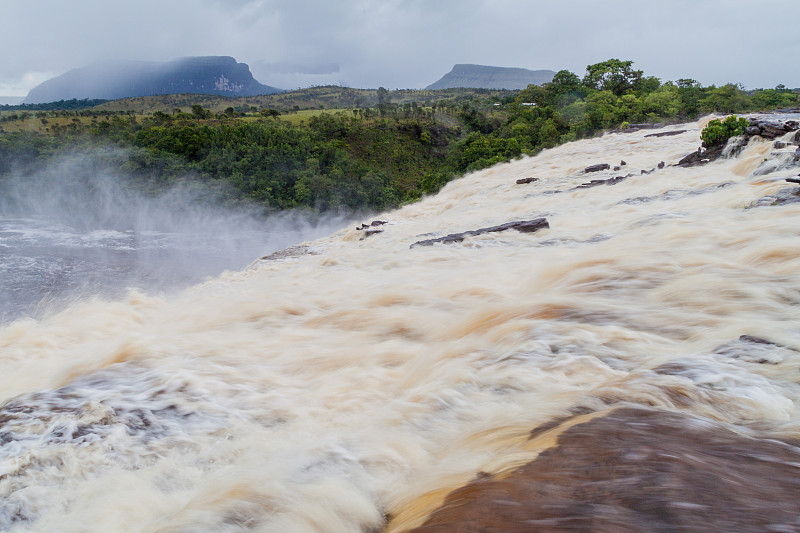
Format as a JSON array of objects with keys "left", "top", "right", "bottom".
[{"left": 1, "top": 0, "right": 798, "bottom": 96}]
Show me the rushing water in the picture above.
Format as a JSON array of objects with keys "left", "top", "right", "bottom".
[{"left": 1, "top": 116, "right": 800, "bottom": 532}]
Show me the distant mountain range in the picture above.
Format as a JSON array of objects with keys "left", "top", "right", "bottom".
[
  {"left": 426, "top": 64, "right": 555, "bottom": 90},
  {"left": 23, "top": 56, "right": 282, "bottom": 104}
]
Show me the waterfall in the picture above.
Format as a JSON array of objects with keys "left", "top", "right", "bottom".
[{"left": 2, "top": 115, "right": 800, "bottom": 532}]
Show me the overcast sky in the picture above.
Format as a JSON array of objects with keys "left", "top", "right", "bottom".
[{"left": 2, "top": 0, "right": 798, "bottom": 97}]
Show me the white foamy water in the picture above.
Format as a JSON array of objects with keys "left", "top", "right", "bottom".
[{"left": 1, "top": 116, "right": 800, "bottom": 532}]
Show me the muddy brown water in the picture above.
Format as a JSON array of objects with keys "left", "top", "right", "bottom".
[{"left": 2, "top": 115, "right": 800, "bottom": 532}]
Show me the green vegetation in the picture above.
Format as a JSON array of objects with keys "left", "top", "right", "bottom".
[
  {"left": 1, "top": 60, "right": 798, "bottom": 213},
  {"left": 700, "top": 115, "right": 749, "bottom": 148}
]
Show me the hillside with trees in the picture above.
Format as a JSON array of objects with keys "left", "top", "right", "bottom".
[
  {"left": 1, "top": 59, "right": 797, "bottom": 213},
  {"left": 23, "top": 56, "right": 281, "bottom": 104}
]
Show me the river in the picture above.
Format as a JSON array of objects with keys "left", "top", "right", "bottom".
[{"left": 1, "top": 115, "right": 800, "bottom": 532}]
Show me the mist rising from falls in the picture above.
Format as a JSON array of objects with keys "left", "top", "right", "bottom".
[
  {"left": 0, "top": 153, "right": 351, "bottom": 322},
  {"left": 2, "top": 116, "right": 800, "bottom": 531}
]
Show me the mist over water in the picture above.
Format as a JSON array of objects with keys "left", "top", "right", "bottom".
[
  {"left": 2, "top": 115, "right": 800, "bottom": 531},
  {"left": 0, "top": 153, "right": 351, "bottom": 322}
]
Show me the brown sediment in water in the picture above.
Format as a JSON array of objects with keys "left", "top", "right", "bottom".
[{"left": 400, "top": 407, "right": 800, "bottom": 532}]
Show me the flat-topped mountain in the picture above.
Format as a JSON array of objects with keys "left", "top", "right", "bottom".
[
  {"left": 426, "top": 64, "right": 555, "bottom": 90},
  {"left": 24, "top": 56, "right": 282, "bottom": 104}
]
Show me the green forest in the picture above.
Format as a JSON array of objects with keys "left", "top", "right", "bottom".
[{"left": 1, "top": 59, "right": 798, "bottom": 213}]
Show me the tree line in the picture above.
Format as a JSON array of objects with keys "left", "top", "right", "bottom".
[{"left": 1, "top": 59, "right": 797, "bottom": 213}]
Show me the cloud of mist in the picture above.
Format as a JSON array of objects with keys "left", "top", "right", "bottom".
[
  {"left": 4, "top": 0, "right": 798, "bottom": 96},
  {"left": 0, "top": 150, "right": 353, "bottom": 321}
]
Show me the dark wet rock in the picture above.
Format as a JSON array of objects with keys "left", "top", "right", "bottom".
[
  {"left": 254, "top": 245, "right": 314, "bottom": 263},
  {"left": 725, "top": 135, "right": 750, "bottom": 158},
  {"left": 403, "top": 407, "right": 800, "bottom": 533},
  {"left": 576, "top": 175, "right": 629, "bottom": 189},
  {"left": 361, "top": 229, "right": 384, "bottom": 238},
  {"left": 746, "top": 119, "right": 798, "bottom": 140},
  {"left": 677, "top": 145, "right": 725, "bottom": 167},
  {"left": 615, "top": 124, "right": 664, "bottom": 134},
  {"left": 527, "top": 406, "right": 595, "bottom": 441},
  {"left": 739, "top": 334, "right": 783, "bottom": 346},
  {"left": 410, "top": 218, "right": 549, "bottom": 248},
  {"left": 645, "top": 129, "right": 687, "bottom": 138},
  {"left": 584, "top": 163, "right": 610, "bottom": 173},
  {"left": 787, "top": 177, "right": 800, "bottom": 185},
  {"left": 620, "top": 160, "right": 626, "bottom": 166},
  {"left": 775, "top": 141, "right": 787, "bottom": 149},
  {"left": 613, "top": 166, "right": 620, "bottom": 171},
  {"left": 714, "top": 334, "right": 798, "bottom": 365},
  {"left": 657, "top": 161, "right": 665, "bottom": 169},
  {"left": 640, "top": 169, "right": 653, "bottom": 174},
  {"left": 515, "top": 177, "right": 538, "bottom": 185},
  {"left": 616, "top": 183, "right": 731, "bottom": 205},
  {"left": 752, "top": 186, "right": 800, "bottom": 207},
  {"left": 356, "top": 220, "right": 388, "bottom": 231},
  {"left": 629, "top": 123, "right": 663, "bottom": 130},
  {"left": 760, "top": 122, "right": 791, "bottom": 139}
]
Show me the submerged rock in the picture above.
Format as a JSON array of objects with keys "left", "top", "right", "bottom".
[
  {"left": 515, "top": 177, "right": 538, "bottom": 185},
  {"left": 645, "top": 129, "right": 687, "bottom": 138},
  {"left": 752, "top": 186, "right": 800, "bottom": 207},
  {"left": 576, "top": 175, "right": 629, "bottom": 189},
  {"left": 252, "top": 245, "right": 314, "bottom": 264},
  {"left": 410, "top": 218, "right": 549, "bottom": 247},
  {"left": 403, "top": 407, "right": 800, "bottom": 533},
  {"left": 356, "top": 220, "right": 388, "bottom": 230}
]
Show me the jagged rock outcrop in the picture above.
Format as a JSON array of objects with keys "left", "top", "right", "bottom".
[
  {"left": 750, "top": 119, "right": 799, "bottom": 139},
  {"left": 24, "top": 56, "right": 281, "bottom": 103},
  {"left": 411, "top": 218, "right": 549, "bottom": 247}
]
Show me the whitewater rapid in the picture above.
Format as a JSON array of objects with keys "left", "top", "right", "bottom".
[{"left": 2, "top": 115, "right": 800, "bottom": 531}]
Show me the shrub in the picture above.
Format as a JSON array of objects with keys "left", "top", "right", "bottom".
[{"left": 701, "top": 115, "right": 748, "bottom": 148}]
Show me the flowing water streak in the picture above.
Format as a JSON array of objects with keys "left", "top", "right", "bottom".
[{"left": 1, "top": 116, "right": 800, "bottom": 531}]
